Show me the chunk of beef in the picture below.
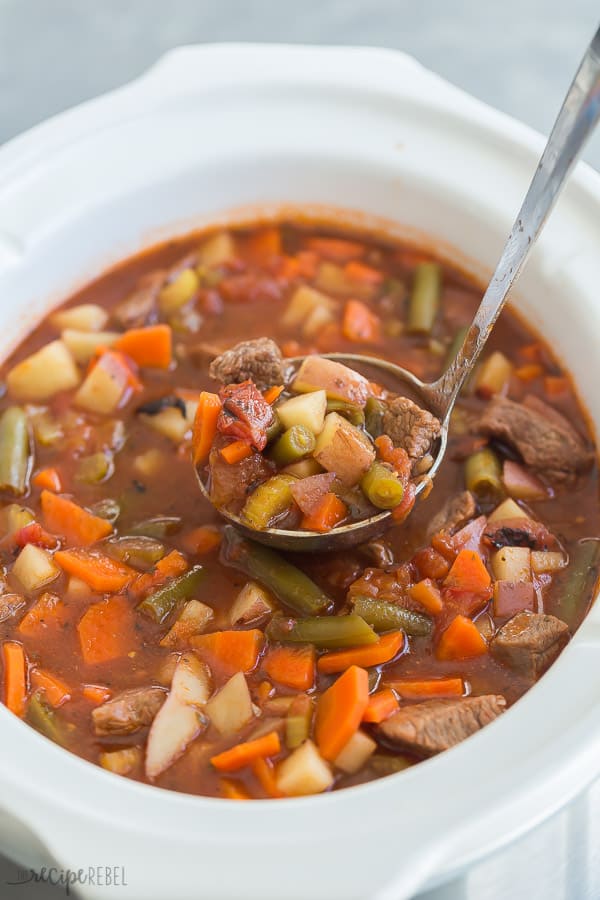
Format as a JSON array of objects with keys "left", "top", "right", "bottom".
[
  {"left": 377, "top": 695, "right": 506, "bottom": 757},
  {"left": 479, "top": 395, "right": 593, "bottom": 482},
  {"left": 217, "top": 381, "right": 275, "bottom": 451},
  {"left": 209, "top": 338, "right": 285, "bottom": 391},
  {"left": 491, "top": 611, "right": 569, "bottom": 679},
  {"left": 383, "top": 396, "right": 441, "bottom": 462},
  {"left": 483, "top": 517, "right": 558, "bottom": 552},
  {"left": 112, "top": 271, "right": 164, "bottom": 329},
  {"left": 92, "top": 687, "right": 166, "bottom": 735},
  {"left": 209, "top": 447, "right": 274, "bottom": 510},
  {"left": 426, "top": 490, "right": 476, "bottom": 540}
]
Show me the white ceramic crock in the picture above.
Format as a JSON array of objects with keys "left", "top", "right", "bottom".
[{"left": 0, "top": 44, "right": 600, "bottom": 900}]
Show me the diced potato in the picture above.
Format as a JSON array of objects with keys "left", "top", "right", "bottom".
[
  {"left": 171, "top": 653, "right": 212, "bottom": 707},
  {"left": 27, "top": 407, "right": 63, "bottom": 446},
  {"left": 100, "top": 747, "right": 142, "bottom": 776},
  {"left": 145, "top": 692, "right": 205, "bottom": 778},
  {"left": 487, "top": 498, "right": 530, "bottom": 524},
  {"left": 197, "top": 231, "right": 236, "bottom": 268},
  {"left": 531, "top": 551, "right": 567, "bottom": 574},
  {"left": 133, "top": 448, "right": 168, "bottom": 479},
  {"left": 206, "top": 672, "right": 254, "bottom": 737},
  {"left": 315, "top": 262, "right": 373, "bottom": 299},
  {"left": 0, "top": 503, "right": 34, "bottom": 536},
  {"left": 491, "top": 546, "right": 531, "bottom": 582},
  {"left": 475, "top": 351, "right": 513, "bottom": 397},
  {"left": 334, "top": 729, "right": 377, "bottom": 774},
  {"left": 313, "top": 412, "right": 375, "bottom": 486},
  {"left": 12, "top": 544, "right": 60, "bottom": 592},
  {"left": 65, "top": 576, "right": 92, "bottom": 601},
  {"left": 281, "top": 285, "right": 334, "bottom": 331},
  {"left": 303, "top": 304, "right": 335, "bottom": 338},
  {"left": 277, "top": 390, "right": 327, "bottom": 435},
  {"left": 51, "top": 303, "right": 109, "bottom": 333},
  {"left": 158, "top": 269, "right": 200, "bottom": 316},
  {"left": 292, "top": 356, "right": 369, "bottom": 407},
  {"left": 229, "top": 581, "right": 274, "bottom": 626},
  {"left": 75, "top": 354, "right": 129, "bottom": 415},
  {"left": 282, "top": 458, "right": 324, "bottom": 478},
  {"left": 159, "top": 599, "right": 214, "bottom": 648},
  {"left": 62, "top": 329, "right": 120, "bottom": 364},
  {"left": 276, "top": 739, "right": 334, "bottom": 797},
  {"left": 7, "top": 340, "right": 80, "bottom": 402},
  {"left": 139, "top": 407, "right": 192, "bottom": 444}
]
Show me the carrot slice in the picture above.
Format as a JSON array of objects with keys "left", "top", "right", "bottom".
[
  {"left": 211, "top": 730, "right": 281, "bottom": 772},
  {"left": 317, "top": 631, "right": 405, "bottom": 674},
  {"left": 305, "top": 237, "right": 364, "bottom": 262},
  {"left": 514, "top": 363, "right": 543, "bottom": 382},
  {"left": 262, "top": 645, "right": 316, "bottom": 691},
  {"left": 114, "top": 324, "right": 172, "bottom": 370},
  {"left": 362, "top": 688, "right": 399, "bottom": 724},
  {"left": 2, "top": 641, "right": 27, "bottom": 717},
  {"left": 30, "top": 669, "right": 71, "bottom": 707},
  {"left": 192, "top": 392, "right": 222, "bottom": 466},
  {"left": 342, "top": 299, "right": 381, "bottom": 343},
  {"left": 55, "top": 549, "right": 136, "bottom": 593},
  {"left": 77, "top": 595, "right": 137, "bottom": 665},
  {"left": 314, "top": 665, "right": 369, "bottom": 761},
  {"left": 129, "top": 549, "right": 188, "bottom": 600},
  {"left": 82, "top": 684, "right": 112, "bottom": 705},
  {"left": 544, "top": 375, "right": 569, "bottom": 396},
  {"left": 436, "top": 615, "right": 488, "bottom": 661},
  {"left": 263, "top": 385, "right": 284, "bottom": 404},
  {"left": 32, "top": 468, "right": 62, "bottom": 492},
  {"left": 41, "top": 491, "right": 113, "bottom": 547},
  {"left": 390, "top": 677, "right": 464, "bottom": 700},
  {"left": 245, "top": 227, "right": 282, "bottom": 261},
  {"left": 18, "top": 593, "right": 68, "bottom": 638},
  {"left": 181, "top": 526, "right": 222, "bottom": 556},
  {"left": 344, "top": 261, "right": 384, "bottom": 286},
  {"left": 252, "top": 756, "right": 283, "bottom": 798},
  {"left": 190, "top": 629, "right": 265, "bottom": 673},
  {"left": 409, "top": 579, "right": 443, "bottom": 615},
  {"left": 219, "top": 778, "right": 252, "bottom": 800},
  {"left": 301, "top": 492, "right": 347, "bottom": 533},
  {"left": 220, "top": 440, "right": 253, "bottom": 465},
  {"left": 444, "top": 549, "right": 491, "bottom": 595}
]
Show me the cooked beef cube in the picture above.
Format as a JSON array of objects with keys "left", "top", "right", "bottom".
[
  {"left": 383, "top": 396, "right": 441, "bottom": 461},
  {"left": 217, "top": 381, "right": 275, "bottom": 450},
  {"left": 112, "top": 271, "right": 164, "bottom": 329},
  {"left": 479, "top": 395, "right": 593, "bottom": 482},
  {"left": 377, "top": 695, "right": 506, "bottom": 757},
  {"left": 491, "top": 611, "right": 569, "bottom": 679},
  {"left": 92, "top": 687, "right": 166, "bottom": 735},
  {"left": 426, "top": 490, "right": 476, "bottom": 539},
  {"left": 209, "top": 447, "right": 274, "bottom": 509},
  {"left": 483, "top": 516, "right": 557, "bottom": 551},
  {"left": 209, "top": 338, "right": 285, "bottom": 391}
]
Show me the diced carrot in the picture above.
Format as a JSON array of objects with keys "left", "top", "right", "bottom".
[
  {"left": 252, "top": 756, "right": 283, "bottom": 798},
  {"left": 314, "top": 665, "right": 369, "bottom": 761},
  {"left": 211, "top": 731, "right": 281, "bottom": 772},
  {"left": 344, "top": 260, "right": 384, "bottom": 286},
  {"left": 518, "top": 342, "right": 543, "bottom": 362},
  {"left": 245, "top": 227, "right": 282, "bottom": 262},
  {"left": 256, "top": 680, "right": 274, "bottom": 703},
  {"left": 409, "top": 579, "right": 443, "bottom": 615},
  {"left": 317, "top": 631, "right": 404, "bottom": 675},
  {"left": 2, "top": 642, "right": 27, "bottom": 717},
  {"left": 192, "top": 391, "right": 222, "bottom": 466},
  {"left": 55, "top": 549, "right": 136, "bottom": 593},
  {"left": 514, "top": 363, "right": 543, "bottom": 382},
  {"left": 82, "top": 684, "right": 112, "bottom": 705},
  {"left": 32, "top": 468, "right": 62, "bottom": 492},
  {"left": 41, "top": 491, "right": 113, "bottom": 547},
  {"left": 305, "top": 237, "right": 364, "bottom": 262},
  {"left": 342, "top": 299, "right": 381, "bottom": 343},
  {"left": 30, "top": 668, "right": 71, "bottom": 707},
  {"left": 436, "top": 615, "right": 488, "bottom": 661},
  {"left": 374, "top": 434, "right": 411, "bottom": 479},
  {"left": 220, "top": 440, "right": 253, "bottom": 465},
  {"left": 391, "top": 481, "right": 416, "bottom": 524},
  {"left": 77, "top": 595, "right": 137, "bottom": 665},
  {"left": 390, "top": 677, "right": 464, "bottom": 700},
  {"left": 362, "top": 688, "right": 399, "bottom": 724},
  {"left": 18, "top": 593, "right": 68, "bottom": 638},
  {"left": 444, "top": 549, "right": 491, "bottom": 595},
  {"left": 181, "top": 526, "right": 222, "bottom": 556},
  {"left": 114, "top": 324, "right": 172, "bottom": 370},
  {"left": 544, "top": 375, "right": 569, "bottom": 396},
  {"left": 190, "top": 629, "right": 265, "bottom": 673},
  {"left": 263, "top": 385, "right": 284, "bottom": 405},
  {"left": 129, "top": 549, "right": 188, "bottom": 600},
  {"left": 262, "top": 645, "right": 316, "bottom": 691},
  {"left": 13, "top": 522, "right": 58, "bottom": 550},
  {"left": 301, "top": 492, "right": 347, "bottom": 533},
  {"left": 219, "top": 778, "right": 252, "bottom": 800}
]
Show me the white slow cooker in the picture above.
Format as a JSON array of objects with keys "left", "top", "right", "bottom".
[{"left": 0, "top": 44, "right": 599, "bottom": 900}]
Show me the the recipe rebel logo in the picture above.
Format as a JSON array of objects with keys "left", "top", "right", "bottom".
[{"left": 6, "top": 866, "right": 128, "bottom": 895}]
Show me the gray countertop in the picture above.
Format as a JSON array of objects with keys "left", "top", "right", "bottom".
[{"left": 0, "top": 0, "right": 599, "bottom": 897}]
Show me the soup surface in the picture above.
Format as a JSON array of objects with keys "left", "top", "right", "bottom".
[{"left": 0, "top": 221, "right": 598, "bottom": 799}]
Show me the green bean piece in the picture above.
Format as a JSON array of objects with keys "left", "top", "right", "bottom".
[
  {"left": 365, "top": 396, "right": 385, "bottom": 439},
  {"left": 27, "top": 693, "right": 67, "bottom": 747},
  {"left": 89, "top": 498, "right": 121, "bottom": 523},
  {"left": 241, "top": 474, "right": 297, "bottom": 530},
  {"left": 370, "top": 754, "right": 413, "bottom": 777},
  {"left": 407, "top": 262, "right": 442, "bottom": 334},
  {"left": 547, "top": 539, "right": 600, "bottom": 631},
  {"left": 269, "top": 426, "right": 316, "bottom": 468},
  {"left": 325, "top": 400, "right": 365, "bottom": 427},
  {"left": 76, "top": 451, "right": 114, "bottom": 484},
  {"left": 265, "top": 413, "right": 282, "bottom": 445},
  {"left": 221, "top": 526, "right": 332, "bottom": 616},
  {"left": 286, "top": 696, "right": 313, "bottom": 750},
  {"left": 361, "top": 462, "right": 404, "bottom": 510},
  {"left": 0, "top": 407, "right": 30, "bottom": 496},
  {"left": 130, "top": 516, "right": 182, "bottom": 538},
  {"left": 464, "top": 447, "right": 503, "bottom": 498},
  {"left": 266, "top": 613, "right": 377, "bottom": 649},
  {"left": 352, "top": 595, "right": 432, "bottom": 636},
  {"left": 137, "top": 565, "right": 205, "bottom": 624},
  {"left": 445, "top": 326, "right": 469, "bottom": 368},
  {"left": 104, "top": 536, "right": 165, "bottom": 571}
]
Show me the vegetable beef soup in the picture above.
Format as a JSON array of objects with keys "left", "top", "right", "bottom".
[{"left": 0, "top": 221, "right": 598, "bottom": 799}]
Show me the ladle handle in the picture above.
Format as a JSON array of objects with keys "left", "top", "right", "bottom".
[{"left": 431, "top": 24, "right": 600, "bottom": 417}]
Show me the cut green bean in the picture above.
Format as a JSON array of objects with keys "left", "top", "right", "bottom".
[
  {"left": 407, "top": 262, "right": 441, "bottom": 334},
  {"left": 445, "top": 326, "right": 469, "bottom": 368},
  {"left": 465, "top": 447, "right": 503, "bottom": 498},
  {"left": 361, "top": 462, "right": 404, "bottom": 510},
  {"left": 352, "top": 595, "right": 432, "bottom": 636},
  {"left": 286, "top": 696, "right": 313, "bottom": 749},
  {"left": 137, "top": 565, "right": 205, "bottom": 623},
  {"left": 325, "top": 400, "right": 365, "bottom": 427},
  {"left": 547, "top": 539, "right": 600, "bottom": 631},
  {"left": 267, "top": 613, "right": 377, "bottom": 649},
  {"left": 89, "top": 498, "right": 121, "bottom": 523},
  {"left": 221, "top": 526, "right": 332, "bottom": 615},
  {"left": 27, "top": 692, "right": 67, "bottom": 747},
  {"left": 265, "top": 413, "right": 283, "bottom": 445},
  {"left": 0, "top": 407, "right": 30, "bottom": 495},
  {"left": 241, "top": 474, "right": 297, "bottom": 530},
  {"left": 104, "top": 536, "right": 165, "bottom": 570},
  {"left": 365, "top": 396, "right": 385, "bottom": 438},
  {"left": 76, "top": 451, "right": 114, "bottom": 484},
  {"left": 269, "top": 426, "right": 316, "bottom": 467},
  {"left": 130, "top": 516, "right": 182, "bottom": 538}
]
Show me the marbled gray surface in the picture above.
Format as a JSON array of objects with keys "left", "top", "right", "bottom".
[{"left": 0, "top": 1, "right": 599, "bottom": 897}]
